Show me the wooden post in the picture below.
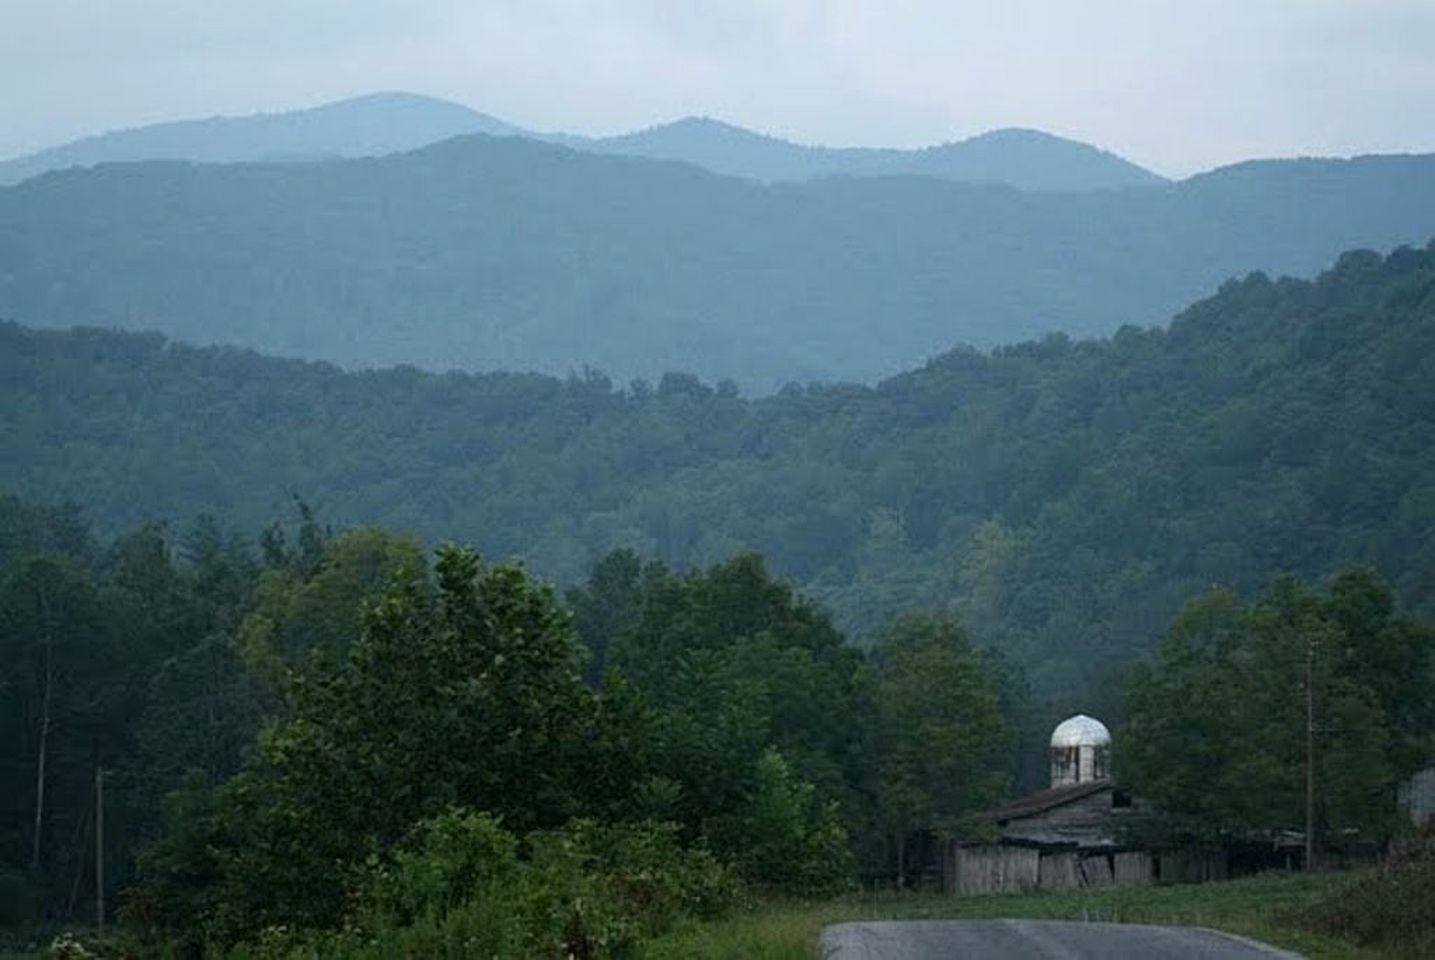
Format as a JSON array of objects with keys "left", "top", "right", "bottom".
[{"left": 95, "top": 765, "right": 104, "bottom": 934}]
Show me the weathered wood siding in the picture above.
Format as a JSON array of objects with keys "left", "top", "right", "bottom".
[
  {"left": 1038, "top": 852, "right": 1079, "bottom": 889},
  {"left": 1113, "top": 850, "right": 1153, "bottom": 886},
  {"left": 952, "top": 844, "right": 1040, "bottom": 896},
  {"left": 1080, "top": 853, "right": 1113, "bottom": 887},
  {"left": 1156, "top": 849, "right": 1228, "bottom": 884},
  {"left": 950, "top": 847, "right": 1158, "bottom": 895}
]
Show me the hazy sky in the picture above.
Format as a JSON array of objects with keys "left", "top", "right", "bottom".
[{"left": 4, "top": 0, "right": 1435, "bottom": 176}]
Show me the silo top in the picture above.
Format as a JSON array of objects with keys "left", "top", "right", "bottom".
[{"left": 1050, "top": 714, "right": 1111, "bottom": 748}]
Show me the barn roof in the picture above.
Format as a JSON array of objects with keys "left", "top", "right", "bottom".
[{"left": 991, "top": 779, "right": 1112, "bottom": 822}]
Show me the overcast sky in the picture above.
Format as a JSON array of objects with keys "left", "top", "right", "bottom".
[{"left": 3, "top": 0, "right": 1434, "bottom": 177}]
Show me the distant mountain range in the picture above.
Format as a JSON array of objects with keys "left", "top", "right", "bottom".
[
  {"left": 0, "top": 93, "right": 521, "bottom": 185},
  {"left": 2, "top": 131, "right": 1432, "bottom": 389},
  {"left": 568, "top": 117, "right": 1165, "bottom": 191},
  {"left": 0, "top": 91, "right": 1164, "bottom": 192}
]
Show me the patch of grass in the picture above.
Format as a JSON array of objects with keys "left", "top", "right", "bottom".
[{"left": 640, "top": 872, "right": 1372, "bottom": 959}]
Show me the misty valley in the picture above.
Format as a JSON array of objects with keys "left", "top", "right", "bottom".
[{"left": 3, "top": 82, "right": 1435, "bottom": 960}]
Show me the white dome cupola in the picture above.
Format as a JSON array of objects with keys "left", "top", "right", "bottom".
[{"left": 1050, "top": 714, "right": 1111, "bottom": 787}]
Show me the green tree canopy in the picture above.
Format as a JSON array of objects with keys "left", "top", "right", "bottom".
[
  {"left": 858, "top": 616, "right": 1012, "bottom": 882},
  {"left": 1120, "top": 570, "right": 1435, "bottom": 846},
  {"left": 139, "top": 545, "right": 647, "bottom": 936}
]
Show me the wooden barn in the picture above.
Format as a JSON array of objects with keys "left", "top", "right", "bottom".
[{"left": 945, "top": 714, "right": 1228, "bottom": 896}]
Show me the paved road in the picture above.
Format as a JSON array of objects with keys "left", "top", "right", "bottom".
[{"left": 818, "top": 920, "right": 1302, "bottom": 959}]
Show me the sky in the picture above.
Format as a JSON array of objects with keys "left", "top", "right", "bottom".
[{"left": 3, "top": 0, "right": 1435, "bottom": 177}]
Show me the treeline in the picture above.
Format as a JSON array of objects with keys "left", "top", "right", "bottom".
[
  {"left": 5, "top": 242, "right": 1435, "bottom": 714},
  {"left": 0, "top": 496, "right": 1016, "bottom": 953}
]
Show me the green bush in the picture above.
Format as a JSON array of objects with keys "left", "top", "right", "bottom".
[
  {"left": 709, "top": 749, "right": 854, "bottom": 897},
  {"left": 528, "top": 819, "right": 743, "bottom": 934},
  {"left": 358, "top": 808, "right": 522, "bottom": 926},
  {"left": 1298, "top": 832, "right": 1435, "bottom": 954},
  {"left": 219, "top": 810, "right": 743, "bottom": 959}
]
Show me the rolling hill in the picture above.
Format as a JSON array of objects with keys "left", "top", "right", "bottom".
[
  {"left": 0, "top": 92, "right": 522, "bottom": 185},
  {"left": 4, "top": 241, "right": 1434, "bottom": 700},
  {"left": 1, "top": 92, "right": 1163, "bottom": 191},
  {"left": 579, "top": 118, "right": 1166, "bottom": 190},
  {"left": 1, "top": 134, "right": 1433, "bottom": 389}
]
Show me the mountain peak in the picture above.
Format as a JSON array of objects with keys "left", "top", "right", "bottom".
[
  {"left": 0, "top": 92, "right": 519, "bottom": 185},
  {"left": 606, "top": 115, "right": 784, "bottom": 145},
  {"left": 901, "top": 127, "right": 1167, "bottom": 190}
]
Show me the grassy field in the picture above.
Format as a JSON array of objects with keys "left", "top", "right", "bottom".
[{"left": 639, "top": 872, "right": 1386, "bottom": 959}]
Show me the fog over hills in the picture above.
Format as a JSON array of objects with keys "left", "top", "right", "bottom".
[
  {"left": 0, "top": 91, "right": 1163, "bottom": 191},
  {"left": 2, "top": 133, "right": 1432, "bottom": 389}
]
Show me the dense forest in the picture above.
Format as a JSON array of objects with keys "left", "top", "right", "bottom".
[
  {"left": 0, "top": 493, "right": 1019, "bottom": 948},
  {"left": 2, "top": 499, "right": 1423, "bottom": 952},
  {"left": 2, "top": 496, "right": 1430, "bottom": 955},
  {"left": 5, "top": 241, "right": 1435, "bottom": 709},
  {"left": 2, "top": 135, "right": 1434, "bottom": 387}
]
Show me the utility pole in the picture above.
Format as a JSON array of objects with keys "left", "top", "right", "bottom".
[
  {"left": 1304, "top": 635, "right": 1317, "bottom": 872},
  {"left": 95, "top": 765, "right": 104, "bottom": 934}
]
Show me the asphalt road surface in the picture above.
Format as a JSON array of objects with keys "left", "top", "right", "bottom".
[{"left": 818, "top": 920, "right": 1302, "bottom": 959}]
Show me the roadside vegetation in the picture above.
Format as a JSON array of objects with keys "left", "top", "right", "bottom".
[
  {"left": 643, "top": 868, "right": 1432, "bottom": 960},
  {"left": 1297, "top": 830, "right": 1435, "bottom": 958}
]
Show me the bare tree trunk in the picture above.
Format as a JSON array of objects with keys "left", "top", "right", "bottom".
[
  {"left": 895, "top": 831, "right": 906, "bottom": 890},
  {"left": 65, "top": 828, "right": 84, "bottom": 919},
  {"left": 64, "top": 800, "right": 90, "bottom": 919},
  {"left": 31, "top": 648, "right": 52, "bottom": 871},
  {"left": 1305, "top": 635, "right": 1318, "bottom": 871},
  {"left": 96, "top": 764, "right": 105, "bottom": 934}
]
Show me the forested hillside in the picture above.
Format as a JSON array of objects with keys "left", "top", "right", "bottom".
[
  {"left": 2, "top": 135, "right": 1433, "bottom": 388},
  {"left": 5, "top": 242, "right": 1434, "bottom": 703}
]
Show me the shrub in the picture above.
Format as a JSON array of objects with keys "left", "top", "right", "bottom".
[
  {"left": 1298, "top": 827, "right": 1435, "bottom": 953},
  {"left": 709, "top": 748, "right": 854, "bottom": 897},
  {"left": 240, "top": 810, "right": 743, "bottom": 959},
  {"left": 358, "top": 808, "right": 521, "bottom": 925},
  {"left": 529, "top": 819, "right": 743, "bottom": 933}
]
